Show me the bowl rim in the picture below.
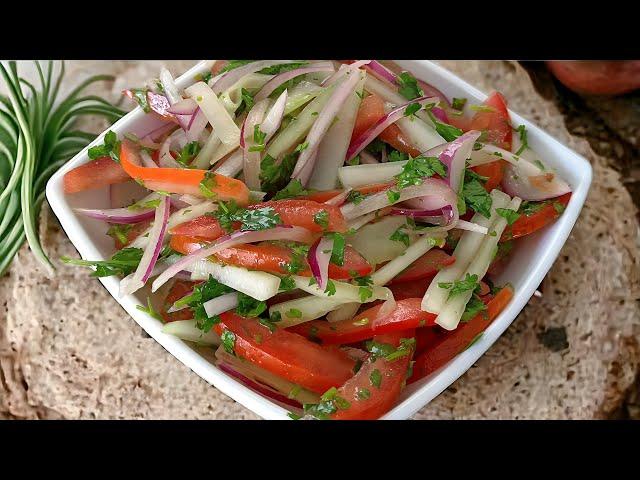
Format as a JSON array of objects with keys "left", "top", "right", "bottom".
[{"left": 45, "top": 60, "right": 592, "bottom": 420}]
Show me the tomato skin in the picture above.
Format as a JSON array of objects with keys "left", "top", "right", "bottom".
[
  {"left": 409, "top": 286, "right": 513, "bottom": 384},
  {"left": 469, "top": 92, "right": 512, "bottom": 151},
  {"left": 352, "top": 94, "right": 421, "bottom": 157},
  {"left": 289, "top": 298, "right": 435, "bottom": 345},
  {"left": 500, "top": 192, "right": 571, "bottom": 242},
  {"left": 120, "top": 140, "right": 249, "bottom": 205},
  {"left": 213, "top": 312, "right": 356, "bottom": 394},
  {"left": 471, "top": 160, "right": 506, "bottom": 193},
  {"left": 330, "top": 331, "right": 414, "bottom": 420},
  {"left": 161, "top": 280, "right": 197, "bottom": 323},
  {"left": 169, "top": 235, "right": 372, "bottom": 279},
  {"left": 388, "top": 249, "right": 455, "bottom": 285},
  {"left": 170, "top": 199, "right": 347, "bottom": 239},
  {"left": 546, "top": 60, "right": 640, "bottom": 96},
  {"left": 388, "top": 281, "right": 429, "bottom": 301},
  {"left": 63, "top": 156, "right": 131, "bottom": 194}
]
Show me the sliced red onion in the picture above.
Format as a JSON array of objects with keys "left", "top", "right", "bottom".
[
  {"left": 241, "top": 99, "right": 269, "bottom": 190},
  {"left": 137, "top": 119, "right": 176, "bottom": 145},
  {"left": 167, "top": 98, "right": 198, "bottom": 116},
  {"left": 261, "top": 90, "right": 288, "bottom": 142},
  {"left": 145, "top": 91, "right": 174, "bottom": 119},
  {"left": 345, "top": 96, "right": 440, "bottom": 162},
  {"left": 340, "top": 178, "right": 457, "bottom": 223},
  {"left": 292, "top": 72, "right": 362, "bottom": 186},
  {"left": 139, "top": 149, "right": 158, "bottom": 168},
  {"left": 416, "top": 80, "right": 451, "bottom": 107},
  {"left": 119, "top": 196, "right": 171, "bottom": 297},
  {"left": 471, "top": 144, "right": 571, "bottom": 201},
  {"left": 216, "top": 362, "right": 302, "bottom": 409},
  {"left": 322, "top": 60, "right": 371, "bottom": 87},
  {"left": 185, "top": 108, "right": 209, "bottom": 142},
  {"left": 359, "top": 150, "right": 379, "bottom": 164},
  {"left": 324, "top": 188, "right": 352, "bottom": 206},
  {"left": 366, "top": 61, "right": 397, "bottom": 85},
  {"left": 254, "top": 62, "right": 335, "bottom": 101},
  {"left": 203, "top": 292, "right": 239, "bottom": 318},
  {"left": 159, "top": 129, "right": 187, "bottom": 168},
  {"left": 431, "top": 106, "right": 449, "bottom": 123},
  {"left": 211, "top": 60, "right": 295, "bottom": 95},
  {"left": 390, "top": 204, "right": 455, "bottom": 227},
  {"left": 76, "top": 206, "right": 154, "bottom": 224},
  {"left": 307, "top": 236, "right": 334, "bottom": 290},
  {"left": 438, "top": 130, "right": 481, "bottom": 193},
  {"left": 152, "top": 226, "right": 314, "bottom": 292}
]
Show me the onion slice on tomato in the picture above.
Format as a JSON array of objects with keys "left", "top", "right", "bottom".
[
  {"left": 345, "top": 95, "right": 440, "bottom": 162},
  {"left": 307, "top": 236, "right": 334, "bottom": 290},
  {"left": 152, "top": 225, "right": 314, "bottom": 292},
  {"left": 119, "top": 196, "right": 171, "bottom": 297},
  {"left": 438, "top": 130, "right": 481, "bottom": 193}
]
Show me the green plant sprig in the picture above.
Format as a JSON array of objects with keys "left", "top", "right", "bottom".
[{"left": 0, "top": 61, "right": 126, "bottom": 276}]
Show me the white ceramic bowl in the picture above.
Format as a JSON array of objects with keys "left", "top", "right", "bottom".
[{"left": 46, "top": 60, "right": 592, "bottom": 420}]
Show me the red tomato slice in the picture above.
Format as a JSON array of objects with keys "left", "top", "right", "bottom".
[
  {"left": 388, "top": 249, "right": 455, "bottom": 285},
  {"left": 352, "top": 94, "right": 421, "bottom": 157},
  {"left": 213, "top": 312, "right": 356, "bottom": 394},
  {"left": 289, "top": 298, "right": 435, "bottom": 345},
  {"left": 388, "top": 281, "right": 429, "bottom": 301},
  {"left": 500, "top": 192, "right": 571, "bottom": 242},
  {"left": 170, "top": 199, "right": 347, "bottom": 239},
  {"left": 409, "top": 286, "right": 513, "bottom": 383},
  {"left": 169, "top": 235, "right": 372, "bottom": 279},
  {"left": 330, "top": 331, "right": 415, "bottom": 420},
  {"left": 161, "top": 280, "right": 197, "bottom": 323},
  {"left": 63, "top": 156, "right": 131, "bottom": 194},
  {"left": 471, "top": 160, "right": 506, "bottom": 193},
  {"left": 469, "top": 92, "right": 512, "bottom": 151}
]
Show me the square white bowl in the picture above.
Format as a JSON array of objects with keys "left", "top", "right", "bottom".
[{"left": 46, "top": 60, "right": 592, "bottom": 420}]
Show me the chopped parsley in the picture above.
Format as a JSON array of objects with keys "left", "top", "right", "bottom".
[
  {"left": 303, "top": 386, "right": 351, "bottom": 420},
  {"left": 452, "top": 97, "right": 467, "bottom": 111},
  {"left": 395, "top": 155, "right": 447, "bottom": 190},
  {"left": 286, "top": 308, "right": 303, "bottom": 318},
  {"left": 313, "top": 210, "right": 329, "bottom": 230},
  {"left": 461, "top": 295, "right": 488, "bottom": 322},
  {"left": 370, "top": 369, "right": 382, "bottom": 388},
  {"left": 324, "top": 280, "right": 337, "bottom": 296},
  {"left": 389, "top": 227, "right": 411, "bottom": 247},
  {"left": 404, "top": 102, "right": 422, "bottom": 117},
  {"left": 199, "top": 171, "right": 219, "bottom": 198},
  {"left": 462, "top": 170, "right": 493, "bottom": 218},
  {"left": 260, "top": 151, "right": 298, "bottom": 194},
  {"left": 387, "top": 189, "right": 400, "bottom": 204},
  {"left": 365, "top": 337, "right": 415, "bottom": 361},
  {"left": 136, "top": 297, "right": 162, "bottom": 322},
  {"left": 397, "top": 71, "right": 424, "bottom": 100},
  {"left": 356, "top": 388, "right": 371, "bottom": 400},
  {"left": 438, "top": 273, "right": 479, "bottom": 299},
  {"left": 328, "top": 232, "right": 345, "bottom": 266},
  {"left": 236, "top": 293, "right": 267, "bottom": 318},
  {"left": 365, "top": 138, "right": 387, "bottom": 155},
  {"left": 61, "top": 247, "right": 143, "bottom": 277},
  {"left": 237, "top": 88, "right": 255, "bottom": 116},
  {"left": 346, "top": 190, "right": 366, "bottom": 205},
  {"left": 514, "top": 124, "right": 528, "bottom": 156},
  {"left": 211, "top": 201, "right": 282, "bottom": 232},
  {"left": 272, "top": 179, "right": 309, "bottom": 200},
  {"left": 519, "top": 200, "right": 545, "bottom": 216},
  {"left": 88, "top": 130, "right": 121, "bottom": 163},
  {"left": 248, "top": 124, "right": 267, "bottom": 152},
  {"left": 553, "top": 201, "right": 566, "bottom": 214},
  {"left": 175, "top": 141, "right": 201, "bottom": 167},
  {"left": 496, "top": 208, "right": 521, "bottom": 225},
  {"left": 278, "top": 276, "right": 296, "bottom": 291},
  {"left": 388, "top": 150, "right": 409, "bottom": 162},
  {"left": 221, "top": 329, "right": 236, "bottom": 355},
  {"left": 106, "top": 224, "right": 132, "bottom": 245}
]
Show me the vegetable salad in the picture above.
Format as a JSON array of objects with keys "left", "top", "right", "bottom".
[{"left": 62, "top": 60, "right": 572, "bottom": 420}]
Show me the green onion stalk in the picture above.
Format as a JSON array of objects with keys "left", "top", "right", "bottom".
[{"left": 0, "top": 61, "right": 127, "bottom": 276}]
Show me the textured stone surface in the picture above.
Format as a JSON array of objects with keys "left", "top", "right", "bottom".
[{"left": 0, "top": 60, "right": 638, "bottom": 420}]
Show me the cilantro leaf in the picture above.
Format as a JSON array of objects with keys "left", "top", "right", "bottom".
[
  {"left": 324, "top": 280, "right": 337, "bottom": 296},
  {"left": 452, "top": 97, "right": 467, "bottom": 111},
  {"left": 397, "top": 72, "right": 424, "bottom": 100},
  {"left": 88, "top": 130, "right": 121, "bottom": 163},
  {"left": 273, "top": 179, "right": 309, "bottom": 200},
  {"left": 438, "top": 273, "right": 479, "bottom": 299},
  {"left": 175, "top": 141, "right": 201, "bottom": 167},
  {"left": 329, "top": 233, "right": 345, "bottom": 266},
  {"left": 395, "top": 155, "right": 447, "bottom": 190},
  {"left": 61, "top": 247, "right": 143, "bottom": 277},
  {"left": 237, "top": 88, "right": 255, "bottom": 116},
  {"left": 387, "top": 189, "right": 400, "bottom": 204},
  {"left": 461, "top": 295, "right": 487, "bottom": 322},
  {"left": 428, "top": 111, "right": 464, "bottom": 142},
  {"left": 199, "top": 171, "right": 219, "bottom": 199},
  {"left": 346, "top": 190, "right": 366, "bottom": 205},
  {"left": 221, "top": 329, "right": 236, "bottom": 355},
  {"left": 514, "top": 124, "right": 528, "bottom": 156},
  {"left": 462, "top": 170, "right": 492, "bottom": 218},
  {"left": 236, "top": 292, "right": 267, "bottom": 318},
  {"left": 389, "top": 227, "right": 410, "bottom": 247},
  {"left": 248, "top": 124, "right": 266, "bottom": 152},
  {"left": 260, "top": 151, "right": 298, "bottom": 194},
  {"left": 313, "top": 210, "right": 329, "bottom": 230},
  {"left": 404, "top": 102, "right": 421, "bottom": 117},
  {"left": 388, "top": 150, "right": 409, "bottom": 162},
  {"left": 370, "top": 369, "right": 382, "bottom": 388},
  {"left": 127, "top": 88, "right": 150, "bottom": 113},
  {"left": 496, "top": 208, "right": 521, "bottom": 225},
  {"left": 278, "top": 276, "right": 296, "bottom": 291}
]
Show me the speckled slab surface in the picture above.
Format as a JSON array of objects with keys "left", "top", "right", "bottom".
[{"left": 1, "top": 60, "right": 638, "bottom": 420}]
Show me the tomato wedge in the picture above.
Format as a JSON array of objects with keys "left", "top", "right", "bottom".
[
  {"left": 352, "top": 94, "right": 421, "bottom": 157},
  {"left": 119, "top": 140, "right": 250, "bottom": 205},
  {"left": 388, "top": 281, "right": 429, "bottom": 301},
  {"left": 329, "top": 332, "right": 415, "bottom": 420},
  {"left": 213, "top": 312, "right": 356, "bottom": 394},
  {"left": 170, "top": 199, "right": 347, "bottom": 239},
  {"left": 471, "top": 160, "right": 506, "bottom": 193},
  {"left": 469, "top": 92, "right": 512, "bottom": 151},
  {"left": 500, "top": 192, "right": 571, "bottom": 242},
  {"left": 63, "top": 156, "right": 131, "bottom": 194},
  {"left": 408, "top": 285, "right": 513, "bottom": 384},
  {"left": 289, "top": 298, "right": 435, "bottom": 345},
  {"left": 161, "top": 280, "right": 197, "bottom": 323},
  {"left": 388, "top": 249, "right": 455, "bottom": 285},
  {"left": 170, "top": 235, "right": 372, "bottom": 279}
]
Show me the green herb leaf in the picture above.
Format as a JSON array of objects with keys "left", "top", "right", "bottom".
[
  {"left": 462, "top": 171, "right": 492, "bottom": 218},
  {"left": 175, "top": 141, "right": 201, "bottom": 167},
  {"left": 370, "top": 369, "right": 382, "bottom": 388},
  {"left": 397, "top": 71, "right": 424, "bottom": 100},
  {"left": 461, "top": 295, "right": 487, "bottom": 322},
  {"left": 452, "top": 97, "right": 467, "bottom": 111},
  {"left": 329, "top": 233, "right": 345, "bottom": 266},
  {"left": 387, "top": 189, "right": 400, "bottom": 204},
  {"left": 404, "top": 102, "right": 422, "bottom": 117},
  {"left": 388, "top": 150, "right": 409, "bottom": 162},
  {"left": 236, "top": 293, "right": 267, "bottom": 318},
  {"left": 61, "top": 247, "right": 143, "bottom": 277},
  {"left": 278, "top": 276, "right": 296, "bottom": 291},
  {"left": 313, "top": 210, "right": 329, "bottom": 230},
  {"left": 221, "top": 329, "right": 236, "bottom": 355},
  {"left": 136, "top": 297, "right": 162, "bottom": 322},
  {"left": 324, "top": 280, "right": 336, "bottom": 296},
  {"left": 389, "top": 227, "right": 410, "bottom": 247},
  {"left": 496, "top": 208, "right": 521, "bottom": 225},
  {"left": 514, "top": 124, "right": 528, "bottom": 156},
  {"left": 199, "top": 171, "right": 219, "bottom": 198},
  {"left": 438, "top": 273, "right": 479, "bottom": 299},
  {"left": 272, "top": 179, "right": 309, "bottom": 200},
  {"left": 346, "top": 190, "right": 366, "bottom": 205},
  {"left": 395, "top": 155, "right": 447, "bottom": 190},
  {"left": 88, "top": 130, "right": 121, "bottom": 163}
]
